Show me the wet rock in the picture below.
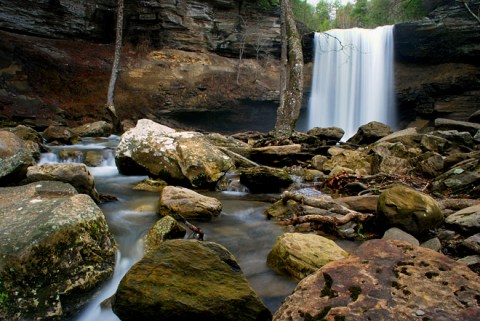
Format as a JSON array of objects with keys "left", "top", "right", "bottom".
[
  {"left": 239, "top": 166, "right": 293, "bottom": 193},
  {"left": 43, "top": 125, "right": 80, "bottom": 145},
  {"left": 0, "top": 131, "right": 37, "bottom": 185},
  {"left": 347, "top": 121, "right": 393, "bottom": 145},
  {"left": 26, "top": 163, "right": 100, "bottom": 202},
  {"left": 376, "top": 185, "right": 443, "bottom": 235},
  {"left": 420, "top": 134, "right": 449, "bottom": 154},
  {"left": 0, "top": 181, "right": 116, "bottom": 320},
  {"left": 144, "top": 216, "right": 186, "bottom": 252},
  {"left": 273, "top": 239, "right": 480, "bottom": 321},
  {"left": 84, "top": 150, "right": 104, "bottom": 167},
  {"left": 445, "top": 204, "right": 480, "bottom": 234},
  {"left": 382, "top": 227, "right": 419, "bottom": 246},
  {"left": 115, "top": 119, "right": 234, "bottom": 188},
  {"left": 311, "top": 154, "right": 328, "bottom": 171},
  {"left": 157, "top": 186, "right": 222, "bottom": 221},
  {"left": 113, "top": 239, "right": 271, "bottom": 321},
  {"left": 267, "top": 233, "right": 349, "bottom": 281},
  {"left": 72, "top": 120, "right": 113, "bottom": 137}
]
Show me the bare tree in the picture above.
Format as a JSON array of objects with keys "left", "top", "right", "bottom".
[
  {"left": 106, "top": 0, "right": 124, "bottom": 133},
  {"left": 273, "top": 0, "right": 304, "bottom": 138}
]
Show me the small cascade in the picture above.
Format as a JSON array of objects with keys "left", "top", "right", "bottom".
[{"left": 307, "top": 26, "right": 396, "bottom": 139}]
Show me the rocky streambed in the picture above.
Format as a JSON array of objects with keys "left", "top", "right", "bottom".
[{"left": 1, "top": 117, "right": 480, "bottom": 320}]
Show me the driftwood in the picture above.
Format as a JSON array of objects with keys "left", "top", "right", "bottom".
[
  {"left": 178, "top": 215, "right": 204, "bottom": 241},
  {"left": 278, "top": 191, "right": 373, "bottom": 232}
]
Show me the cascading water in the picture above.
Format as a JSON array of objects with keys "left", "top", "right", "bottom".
[{"left": 306, "top": 26, "right": 396, "bottom": 139}]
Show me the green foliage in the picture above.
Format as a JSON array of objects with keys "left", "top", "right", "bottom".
[{"left": 283, "top": 0, "right": 429, "bottom": 32}]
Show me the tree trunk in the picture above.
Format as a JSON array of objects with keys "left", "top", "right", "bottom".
[
  {"left": 106, "top": 0, "right": 124, "bottom": 133},
  {"left": 273, "top": 0, "right": 304, "bottom": 138}
]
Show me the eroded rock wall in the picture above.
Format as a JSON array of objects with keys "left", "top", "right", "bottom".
[{"left": 394, "top": 0, "right": 480, "bottom": 127}]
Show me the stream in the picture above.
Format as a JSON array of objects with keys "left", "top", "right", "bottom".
[{"left": 38, "top": 136, "right": 298, "bottom": 320}]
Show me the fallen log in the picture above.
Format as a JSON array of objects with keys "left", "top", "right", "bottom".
[{"left": 277, "top": 191, "right": 374, "bottom": 237}]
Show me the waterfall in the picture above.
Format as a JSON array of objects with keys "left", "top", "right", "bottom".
[{"left": 307, "top": 26, "right": 396, "bottom": 139}]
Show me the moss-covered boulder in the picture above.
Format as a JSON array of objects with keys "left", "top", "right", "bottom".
[
  {"left": 112, "top": 239, "right": 271, "bottom": 321},
  {"left": 376, "top": 185, "right": 443, "bottom": 235},
  {"left": 322, "top": 147, "right": 372, "bottom": 176},
  {"left": 115, "top": 119, "right": 234, "bottom": 188},
  {"left": 144, "top": 215, "right": 186, "bottom": 252},
  {"left": 267, "top": 233, "right": 349, "bottom": 280},
  {"left": 157, "top": 186, "right": 222, "bottom": 220},
  {"left": 0, "top": 181, "right": 116, "bottom": 320}
]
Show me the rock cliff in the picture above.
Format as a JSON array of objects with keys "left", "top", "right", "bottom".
[
  {"left": 394, "top": 0, "right": 480, "bottom": 127},
  {"left": 0, "top": 0, "right": 479, "bottom": 131},
  {"left": 0, "top": 0, "right": 282, "bottom": 130}
]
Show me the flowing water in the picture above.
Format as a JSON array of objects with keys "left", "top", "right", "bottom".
[
  {"left": 38, "top": 137, "right": 298, "bottom": 320},
  {"left": 306, "top": 26, "right": 396, "bottom": 139}
]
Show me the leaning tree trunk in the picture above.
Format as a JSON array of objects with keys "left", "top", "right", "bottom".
[
  {"left": 273, "top": 0, "right": 304, "bottom": 138},
  {"left": 106, "top": 0, "right": 124, "bottom": 133}
]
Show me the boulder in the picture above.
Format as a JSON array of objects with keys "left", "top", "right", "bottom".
[
  {"left": 371, "top": 141, "right": 418, "bottom": 175},
  {"left": 347, "top": 121, "right": 393, "bottom": 145},
  {"left": 460, "top": 233, "right": 480, "bottom": 255},
  {"left": 72, "top": 121, "right": 113, "bottom": 137},
  {"left": 382, "top": 227, "right": 419, "bottom": 246},
  {"left": 239, "top": 166, "right": 293, "bottom": 193},
  {"left": 26, "top": 163, "right": 100, "bottom": 202},
  {"left": 420, "top": 134, "right": 449, "bottom": 154},
  {"left": 469, "top": 110, "right": 480, "bottom": 123},
  {"left": 42, "top": 125, "right": 80, "bottom": 145},
  {"left": 3, "top": 124, "right": 43, "bottom": 145},
  {"left": 267, "top": 233, "right": 349, "bottom": 281},
  {"left": 0, "top": 181, "right": 116, "bottom": 321},
  {"left": 421, "top": 237, "right": 442, "bottom": 252},
  {"left": 335, "top": 195, "right": 379, "bottom": 213},
  {"left": 376, "top": 185, "right": 443, "bottom": 235},
  {"left": 144, "top": 215, "right": 186, "bottom": 252},
  {"left": 376, "top": 127, "right": 419, "bottom": 145},
  {"left": 0, "top": 131, "right": 37, "bottom": 185},
  {"left": 157, "top": 186, "right": 222, "bottom": 221},
  {"left": 115, "top": 119, "right": 234, "bottom": 188},
  {"left": 445, "top": 204, "right": 480, "bottom": 234},
  {"left": 306, "top": 127, "right": 345, "bottom": 142},
  {"left": 322, "top": 147, "right": 372, "bottom": 176},
  {"left": 112, "top": 239, "right": 271, "bottom": 321},
  {"left": 273, "top": 239, "right": 480, "bottom": 321}
]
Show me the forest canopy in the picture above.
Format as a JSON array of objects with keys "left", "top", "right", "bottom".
[{"left": 258, "top": 0, "right": 429, "bottom": 31}]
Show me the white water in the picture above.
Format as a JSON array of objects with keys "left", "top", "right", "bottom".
[{"left": 307, "top": 26, "right": 396, "bottom": 139}]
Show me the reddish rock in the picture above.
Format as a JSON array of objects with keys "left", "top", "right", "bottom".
[{"left": 273, "top": 239, "right": 480, "bottom": 321}]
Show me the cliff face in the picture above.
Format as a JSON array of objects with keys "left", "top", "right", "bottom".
[
  {"left": 394, "top": 1, "right": 480, "bottom": 127},
  {"left": 0, "top": 0, "right": 479, "bottom": 131},
  {"left": 0, "top": 0, "right": 282, "bottom": 129}
]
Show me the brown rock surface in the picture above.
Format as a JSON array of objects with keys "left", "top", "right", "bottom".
[{"left": 273, "top": 239, "right": 480, "bottom": 321}]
